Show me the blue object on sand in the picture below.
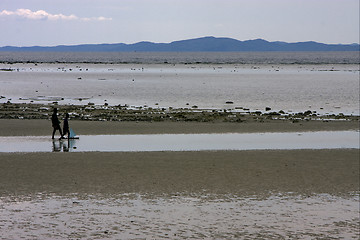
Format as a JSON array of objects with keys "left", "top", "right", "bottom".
[{"left": 69, "top": 128, "right": 79, "bottom": 139}]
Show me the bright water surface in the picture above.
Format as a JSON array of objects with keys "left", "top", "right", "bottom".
[
  {"left": 0, "top": 131, "right": 358, "bottom": 153},
  {"left": 0, "top": 52, "right": 359, "bottom": 114},
  {"left": 0, "top": 51, "right": 359, "bottom": 64}
]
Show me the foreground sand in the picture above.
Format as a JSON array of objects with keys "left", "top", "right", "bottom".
[
  {"left": 0, "top": 119, "right": 359, "bottom": 239},
  {"left": 0, "top": 118, "right": 358, "bottom": 196},
  {"left": 0, "top": 149, "right": 358, "bottom": 197},
  {"left": 0, "top": 149, "right": 358, "bottom": 238}
]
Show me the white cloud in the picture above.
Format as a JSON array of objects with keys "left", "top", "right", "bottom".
[{"left": 0, "top": 9, "right": 111, "bottom": 21}]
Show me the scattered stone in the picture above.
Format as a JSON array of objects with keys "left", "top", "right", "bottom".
[{"left": 304, "top": 110, "right": 312, "bottom": 116}]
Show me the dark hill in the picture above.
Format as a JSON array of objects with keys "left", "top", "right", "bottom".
[{"left": 1, "top": 36, "right": 358, "bottom": 52}]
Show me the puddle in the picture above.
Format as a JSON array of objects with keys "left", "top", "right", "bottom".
[{"left": 0, "top": 131, "right": 358, "bottom": 153}]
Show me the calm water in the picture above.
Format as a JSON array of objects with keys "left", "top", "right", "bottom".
[
  {"left": 0, "top": 52, "right": 359, "bottom": 114},
  {"left": 0, "top": 51, "right": 359, "bottom": 64},
  {"left": 0, "top": 131, "right": 358, "bottom": 152},
  {"left": 1, "top": 63, "right": 359, "bottom": 114}
]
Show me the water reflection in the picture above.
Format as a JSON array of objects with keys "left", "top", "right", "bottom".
[
  {"left": 0, "top": 131, "right": 358, "bottom": 153},
  {"left": 52, "top": 139, "right": 77, "bottom": 152}
]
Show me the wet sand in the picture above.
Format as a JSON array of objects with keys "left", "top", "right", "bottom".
[
  {"left": 0, "top": 149, "right": 359, "bottom": 239},
  {"left": 0, "top": 118, "right": 359, "bottom": 136},
  {"left": 0, "top": 118, "right": 358, "bottom": 195},
  {"left": 0, "top": 149, "right": 358, "bottom": 197},
  {"left": 0, "top": 116, "right": 359, "bottom": 239}
]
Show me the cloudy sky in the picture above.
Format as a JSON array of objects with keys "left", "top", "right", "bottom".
[{"left": 0, "top": 0, "right": 359, "bottom": 47}]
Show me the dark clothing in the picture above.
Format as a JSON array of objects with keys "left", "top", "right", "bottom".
[
  {"left": 63, "top": 118, "right": 69, "bottom": 135},
  {"left": 52, "top": 112, "right": 61, "bottom": 128},
  {"left": 51, "top": 110, "right": 63, "bottom": 139}
]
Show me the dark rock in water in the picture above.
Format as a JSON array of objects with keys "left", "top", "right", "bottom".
[
  {"left": 226, "top": 101, "right": 234, "bottom": 104},
  {"left": 304, "top": 110, "right": 312, "bottom": 115},
  {"left": 265, "top": 107, "right": 271, "bottom": 111}
]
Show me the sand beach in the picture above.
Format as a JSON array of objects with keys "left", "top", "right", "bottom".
[{"left": 0, "top": 116, "right": 359, "bottom": 238}]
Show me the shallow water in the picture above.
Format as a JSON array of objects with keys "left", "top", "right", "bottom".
[
  {"left": 0, "top": 63, "right": 359, "bottom": 115},
  {"left": 0, "top": 131, "right": 358, "bottom": 152},
  {"left": 0, "top": 192, "right": 358, "bottom": 239},
  {"left": 1, "top": 51, "right": 359, "bottom": 64}
]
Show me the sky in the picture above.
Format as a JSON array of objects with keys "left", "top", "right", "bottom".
[{"left": 0, "top": 0, "right": 359, "bottom": 47}]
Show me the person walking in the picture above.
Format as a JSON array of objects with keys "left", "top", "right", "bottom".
[
  {"left": 62, "top": 113, "right": 70, "bottom": 139},
  {"left": 51, "top": 108, "right": 63, "bottom": 139}
]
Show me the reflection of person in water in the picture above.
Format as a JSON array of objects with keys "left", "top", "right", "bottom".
[
  {"left": 52, "top": 139, "right": 61, "bottom": 152},
  {"left": 51, "top": 108, "right": 63, "bottom": 139},
  {"left": 52, "top": 138, "right": 73, "bottom": 152},
  {"left": 62, "top": 113, "right": 70, "bottom": 139}
]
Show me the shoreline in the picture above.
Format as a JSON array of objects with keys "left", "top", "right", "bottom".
[{"left": 0, "top": 102, "right": 359, "bottom": 136}]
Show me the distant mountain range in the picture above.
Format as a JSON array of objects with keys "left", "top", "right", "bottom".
[{"left": 1, "top": 37, "right": 359, "bottom": 52}]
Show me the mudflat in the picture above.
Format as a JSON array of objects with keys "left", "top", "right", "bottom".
[
  {"left": 0, "top": 149, "right": 358, "bottom": 197},
  {"left": 0, "top": 117, "right": 358, "bottom": 239}
]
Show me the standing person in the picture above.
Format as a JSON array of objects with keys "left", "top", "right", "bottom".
[
  {"left": 62, "top": 113, "right": 70, "bottom": 139},
  {"left": 51, "top": 108, "right": 63, "bottom": 139}
]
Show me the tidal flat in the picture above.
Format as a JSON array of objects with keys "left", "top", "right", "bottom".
[{"left": 0, "top": 61, "right": 359, "bottom": 239}]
